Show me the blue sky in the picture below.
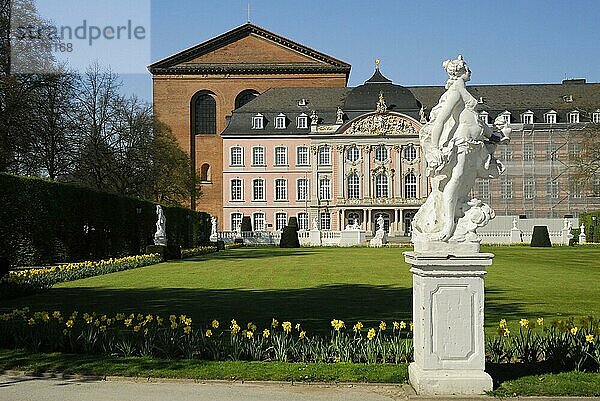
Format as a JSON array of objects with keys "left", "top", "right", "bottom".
[{"left": 119, "top": 0, "right": 600, "bottom": 102}]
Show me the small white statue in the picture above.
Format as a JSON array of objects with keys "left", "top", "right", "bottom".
[
  {"left": 310, "top": 110, "right": 319, "bottom": 125},
  {"left": 376, "top": 215, "right": 385, "bottom": 232},
  {"left": 512, "top": 217, "right": 519, "bottom": 230},
  {"left": 153, "top": 205, "right": 167, "bottom": 246},
  {"left": 336, "top": 107, "right": 344, "bottom": 124},
  {"left": 211, "top": 216, "right": 218, "bottom": 236},
  {"left": 311, "top": 217, "right": 319, "bottom": 231}
]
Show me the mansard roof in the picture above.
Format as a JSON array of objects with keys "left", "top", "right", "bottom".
[
  {"left": 409, "top": 81, "right": 600, "bottom": 122},
  {"left": 148, "top": 23, "right": 351, "bottom": 77}
]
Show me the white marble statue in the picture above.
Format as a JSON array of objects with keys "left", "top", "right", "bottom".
[
  {"left": 376, "top": 215, "right": 385, "bottom": 232},
  {"left": 311, "top": 217, "right": 319, "bottom": 231},
  {"left": 336, "top": 107, "right": 344, "bottom": 124},
  {"left": 153, "top": 205, "right": 167, "bottom": 246},
  {"left": 412, "top": 55, "right": 510, "bottom": 252},
  {"left": 209, "top": 216, "right": 218, "bottom": 241}
]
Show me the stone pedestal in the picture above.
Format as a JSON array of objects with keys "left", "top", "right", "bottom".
[
  {"left": 510, "top": 228, "right": 522, "bottom": 243},
  {"left": 308, "top": 229, "right": 321, "bottom": 246},
  {"left": 404, "top": 252, "right": 494, "bottom": 395},
  {"left": 369, "top": 230, "right": 388, "bottom": 247},
  {"left": 340, "top": 230, "right": 366, "bottom": 247}
]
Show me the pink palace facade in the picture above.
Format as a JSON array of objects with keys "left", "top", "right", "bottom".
[{"left": 221, "top": 68, "right": 429, "bottom": 237}]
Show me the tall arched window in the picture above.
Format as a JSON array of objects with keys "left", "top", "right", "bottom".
[
  {"left": 191, "top": 91, "right": 216, "bottom": 135},
  {"left": 347, "top": 173, "right": 360, "bottom": 199},
  {"left": 404, "top": 173, "right": 417, "bottom": 198},
  {"left": 235, "top": 89, "right": 259, "bottom": 109},
  {"left": 375, "top": 173, "right": 388, "bottom": 198}
]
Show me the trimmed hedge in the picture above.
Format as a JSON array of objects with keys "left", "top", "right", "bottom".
[
  {"left": 579, "top": 211, "right": 600, "bottom": 243},
  {"left": 280, "top": 217, "right": 300, "bottom": 248},
  {"left": 530, "top": 226, "right": 552, "bottom": 247},
  {"left": 0, "top": 174, "right": 210, "bottom": 266}
]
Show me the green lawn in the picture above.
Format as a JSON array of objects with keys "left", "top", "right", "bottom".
[{"left": 1, "top": 246, "right": 599, "bottom": 334}]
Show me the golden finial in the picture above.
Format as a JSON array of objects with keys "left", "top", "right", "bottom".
[{"left": 375, "top": 59, "right": 380, "bottom": 69}]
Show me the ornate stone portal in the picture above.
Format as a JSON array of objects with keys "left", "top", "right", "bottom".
[{"left": 404, "top": 56, "right": 508, "bottom": 395}]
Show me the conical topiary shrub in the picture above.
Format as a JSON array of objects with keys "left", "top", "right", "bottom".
[
  {"left": 531, "top": 225, "right": 552, "bottom": 247},
  {"left": 280, "top": 217, "right": 300, "bottom": 248},
  {"left": 241, "top": 216, "right": 252, "bottom": 232}
]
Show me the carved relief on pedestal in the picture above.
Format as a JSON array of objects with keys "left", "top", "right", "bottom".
[{"left": 344, "top": 113, "right": 419, "bottom": 136}]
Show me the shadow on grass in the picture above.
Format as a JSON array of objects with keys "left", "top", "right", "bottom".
[
  {"left": 0, "top": 283, "right": 545, "bottom": 334},
  {"left": 486, "top": 361, "right": 572, "bottom": 389}
]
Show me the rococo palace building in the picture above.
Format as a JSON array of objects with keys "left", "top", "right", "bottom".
[{"left": 150, "top": 23, "right": 600, "bottom": 236}]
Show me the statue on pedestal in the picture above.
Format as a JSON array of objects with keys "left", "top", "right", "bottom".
[
  {"left": 209, "top": 216, "right": 218, "bottom": 241},
  {"left": 154, "top": 205, "right": 167, "bottom": 246},
  {"left": 412, "top": 55, "right": 510, "bottom": 253}
]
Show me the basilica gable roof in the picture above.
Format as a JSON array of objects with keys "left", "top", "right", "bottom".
[{"left": 148, "top": 23, "right": 351, "bottom": 78}]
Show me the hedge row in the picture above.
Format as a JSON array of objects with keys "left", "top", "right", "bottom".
[
  {"left": 579, "top": 211, "right": 600, "bottom": 243},
  {"left": 0, "top": 174, "right": 211, "bottom": 266}
]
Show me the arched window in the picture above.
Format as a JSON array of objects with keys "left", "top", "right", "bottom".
[
  {"left": 200, "top": 163, "right": 211, "bottom": 182},
  {"left": 347, "top": 173, "right": 360, "bottom": 199},
  {"left": 235, "top": 89, "right": 259, "bottom": 109},
  {"left": 191, "top": 91, "right": 216, "bottom": 135},
  {"left": 347, "top": 212, "right": 360, "bottom": 226},
  {"left": 346, "top": 146, "right": 359, "bottom": 162},
  {"left": 403, "top": 145, "right": 417, "bottom": 162},
  {"left": 404, "top": 173, "right": 417, "bottom": 198},
  {"left": 375, "top": 173, "right": 388, "bottom": 198},
  {"left": 375, "top": 145, "right": 388, "bottom": 162}
]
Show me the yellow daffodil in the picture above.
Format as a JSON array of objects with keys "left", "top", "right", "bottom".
[
  {"left": 282, "top": 321, "right": 292, "bottom": 333},
  {"left": 271, "top": 318, "right": 279, "bottom": 328},
  {"left": 263, "top": 329, "right": 270, "bottom": 338},
  {"left": 537, "top": 317, "right": 544, "bottom": 326},
  {"left": 393, "top": 321, "right": 400, "bottom": 330},
  {"left": 409, "top": 322, "right": 413, "bottom": 331},
  {"left": 133, "top": 325, "right": 141, "bottom": 332},
  {"left": 211, "top": 319, "right": 219, "bottom": 329},
  {"left": 66, "top": 320, "right": 74, "bottom": 328},
  {"left": 353, "top": 322, "right": 363, "bottom": 333},
  {"left": 205, "top": 329, "right": 213, "bottom": 337},
  {"left": 157, "top": 316, "right": 164, "bottom": 326},
  {"left": 299, "top": 331, "right": 306, "bottom": 339},
  {"left": 499, "top": 319, "right": 507, "bottom": 329},
  {"left": 124, "top": 319, "right": 133, "bottom": 327},
  {"left": 519, "top": 319, "right": 529, "bottom": 327},
  {"left": 295, "top": 323, "right": 301, "bottom": 331},
  {"left": 245, "top": 330, "right": 253, "bottom": 339},
  {"left": 27, "top": 318, "right": 35, "bottom": 326},
  {"left": 99, "top": 325, "right": 107, "bottom": 332},
  {"left": 52, "top": 311, "right": 61, "bottom": 319},
  {"left": 586, "top": 334, "right": 594, "bottom": 343},
  {"left": 367, "top": 328, "right": 376, "bottom": 340},
  {"left": 184, "top": 326, "right": 192, "bottom": 334},
  {"left": 503, "top": 328, "right": 510, "bottom": 337},
  {"left": 170, "top": 322, "right": 177, "bottom": 329},
  {"left": 379, "top": 321, "right": 387, "bottom": 331},
  {"left": 571, "top": 327, "right": 578, "bottom": 335}
]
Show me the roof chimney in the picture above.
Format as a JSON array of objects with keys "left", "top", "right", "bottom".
[{"left": 562, "top": 78, "right": 586, "bottom": 85}]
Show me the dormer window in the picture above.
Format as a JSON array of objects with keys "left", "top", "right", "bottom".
[
  {"left": 563, "top": 95, "right": 573, "bottom": 103},
  {"left": 522, "top": 110, "right": 534, "bottom": 125},
  {"left": 568, "top": 110, "right": 580, "bottom": 124},
  {"left": 297, "top": 113, "right": 308, "bottom": 129},
  {"left": 275, "top": 113, "right": 286, "bottom": 129},
  {"left": 593, "top": 110, "right": 600, "bottom": 124},
  {"left": 545, "top": 110, "right": 557, "bottom": 124},
  {"left": 252, "top": 113, "right": 264, "bottom": 129},
  {"left": 500, "top": 111, "right": 511, "bottom": 124},
  {"left": 479, "top": 111, "right": 489, "bottom": 125}
]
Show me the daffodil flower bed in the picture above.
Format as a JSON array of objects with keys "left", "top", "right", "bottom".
[
  {"left": 0, "top": 310, "right": 414, "bottom": 363},
  {"left": 180, "top": 246, "right": 217, "bottom": 258},
  {"left": 1, "top": 254, "right": 162, "bottom": 298},
  {"left": 488, "top": 316, "right": 600, "bottom": 372}
]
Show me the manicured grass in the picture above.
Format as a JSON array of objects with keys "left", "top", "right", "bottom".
[
  {"left": 0, "top": 349, "right": 407, "bottom": 383},
  {"left": 1, "top": 246, "right": 599, "bottom": 333},
  {"left": 490, "top": 371, "right": 600, "bottom": 397}
]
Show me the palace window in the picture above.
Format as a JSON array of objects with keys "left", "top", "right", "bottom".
[
  {"left": 375, "top": 173, "right": 389, "bottom": 198},
  {"left": 235, "top": 89, "right": 259, "bottom": 109},
  {"left": 593, "top": 110, "right": 600, "bottom": 124},
  {"left": 319, "top": 177, "right": 331, "bottom": 200},
  {"left": 296, "top": 146, "right": 309, "bottom": 165},
  {"left": 275, "top": 146, "right": 288, "bottom": 166},
  {"left": 200, "top": 163, "right": 211, "bottom": 182},
  {"left": 568, "top": 111, "right": 580, "bottom": 124},
  {"left": 230, "top": 179, "right": 243, "bottom": 201},
  {"left": 297, "top": 212, "right": 309, "bottom": 230},
  {"left": 297, "top": 178, "right": 308, "bottom": 201},
  {"left": 523, "top": 143, "right": 534, "bottom": 161},
  {"left": 252, "top": 114, "right": 264, "bottom": 129},
  {"left": 230, "top": 146, "right": 243, "bottom": 166},
  {"left": 477, "top": 179, "right": 490, "bottom": 200},
  {"left": 231, "top": 213, "right": 242, "bottom": 231},
  {"left": 275, "top": 212, "right": 287, "bottom": 231},
  {"left": 347, "top": 212, "right": 360, "bottom": 226},
  {"left": 568, "top": 143, "right": 580, "bottom": 160},
  {"left": 253, "top": 212, "right": 266, "bottom": 231},
  {"left": 192, "top": 92, "right": 216, "bottom": 135},
  {"left": 570, "top": 181, "right": 582, "bottom": 198},
  {"left": 297, "top": 113, "right": 308, "bottom": 129},
  {"left": 374, "top": 145, "right": 388, "bottom": 163},
  {"left": 346, "top": 146, "right": 359, "bottom": 162},
  {"left": 500, "top": 145, "right": 513, "bottom": 161},
  {"left": 546, "top": 178, "right": 559, "bottom": 199},
  {"left": 318, "top": 146, "right": 331, "bottom": 166},
  {"left": 347, "top": 173, "right": 360, "bottom": 199},
  {"left": 253, "top": 178, "right": 265, "bottom": 201},
  {"left": 320, "top": 212, "right": 331, "bottom": 230},
  {"left": 524, "top": 177, "right": 536, "bottom": 199},
  {"left": 500, "top": 177, "right": 513, "bottom": 200},
  {"left": 404, "top": 173, "right": 417, "bottom": 199},
  {"left": 593, "top": 176, "right": 600, "bottom": 197},
  {"left": 522, "top": 111, "right": 534, "bottom": 125},
  {"left": 403, "top": 145, "right": 417, "bottom": 162},
  {"left": 500, "top": 111, "right": 511, "bottom": 124},
  {"left": 275, "top": 113, "right": 286, "bottom": 129},
  {"left": 545, "top": 111, "right": 557, "bottom": 124},
  {"left": 252, "top": 146, "right": 265, "bottom": 166},
  {"left": 275, "top": 179, "right": 287, "bottom": 201},
  {"left": 546, "top": 143, "right": 559, "bottom": 161}
]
